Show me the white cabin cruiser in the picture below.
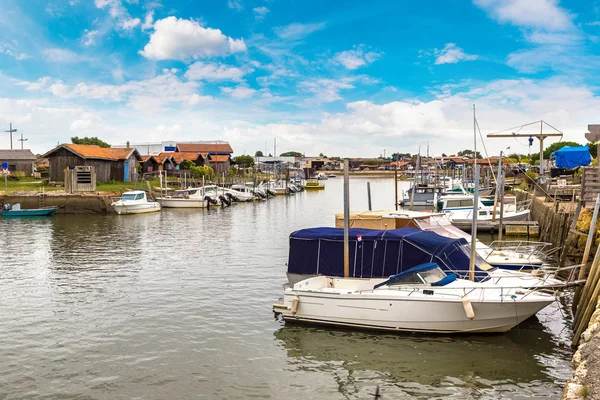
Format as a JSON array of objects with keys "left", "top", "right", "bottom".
[
  {"left": 334, "top": 210, "right": 547, "bottom": 271},
  {"left": 159, "top": 187, "right": 208, "bottom": 208},
  {"left": 111, "top": 190, "right": 161, "bottom": 215},
  {"left": 224, "top": 187, "right": 255, "bottom": 202},
  {"left": 439, "top": 194, "right": 530, "bottom": 222},
  {"left": 274, "top": 263, "right": 555, "bottom": 333}
]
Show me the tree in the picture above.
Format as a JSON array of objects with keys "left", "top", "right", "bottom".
[
  {"left": 543, "top": 141, "right": 582, "bottom": 159},
  {"left": 457, "top": 149, "right": 482, "bottom": 159},
  {"left": 255, "top": 150, "right": 264, "bottom": 157},
  {"left": 233, "top": 155, "right": 255, "bottom": 168},
  {"left": 319, "top": 152, "right": 327, "bottom": 158},
  {"left": 587, "top": 142, "right": 597, "bottom": 159},
  {"left": 391, "top": 152, "right": 411, "bottom": 161},
  {"left": 280, "top": 151, "right": 303, "bottom": 157},
  {"left": 179, "top": 160, "right": 214, "bottom": 178},
  {"left": 71, "top": 136, "right": 111, "bottom": 148}
]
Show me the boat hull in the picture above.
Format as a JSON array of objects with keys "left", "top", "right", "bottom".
[
  {"left": 112, "top": 203, "right": 161, "bottom": 215},
  {"left": 275, "top": 289, "right": 552, "bottom": 333},
  {"left": 1, "top": 207, "right": 58, "bottom": 217},
  {"left": 159, "top": 198, "right": 208, "bottom": 208}
]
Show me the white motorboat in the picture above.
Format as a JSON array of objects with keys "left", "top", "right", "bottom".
[
  {"left": 224, "top": 187, "right": 255, "bottom": 202},
  {"left": 274, "top": 263, "right": 555, "bottom": 333},
  {"left": 111, "top": 190, "right": 161, "bottom": 215},
  {"left": 158, "top": 187, "right": 209, "bottom": 208},
  {"left": 439, "top": 194, "right": 530, "bottom": 222},
  {"left": 314, "top": 173, "right": 328, "bottom": 180},
  {"left": 203, "top": 185, "right": 230, "bottom": 206}
]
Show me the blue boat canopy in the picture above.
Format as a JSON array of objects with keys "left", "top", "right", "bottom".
[
  {"left": 288, "top": 227, "right": 492, "bottom": 282},
  {"left": 551, "top": 146, "right": 591, "bottom": 169}
]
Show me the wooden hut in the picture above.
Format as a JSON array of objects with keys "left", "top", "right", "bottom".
[
  {"left": 0, "top": 150, "right": 37, "bottom": 175},
  {"left": 171, "top": 152, "right": 206, "bottom": 169},
  {"left": 43, "top": 144, "right": 141, "bottom": 183}
]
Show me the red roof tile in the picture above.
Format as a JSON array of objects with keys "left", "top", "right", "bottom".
[
  {"left": 177, "top": 143, "right": 233, "bottom": 153},
  {"left": 210, "top": 154, "right": 230, "bottom": 163}
]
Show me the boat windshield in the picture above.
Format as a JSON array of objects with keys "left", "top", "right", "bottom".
[
  {"left": 120, "top": 193, "right": 139, "bottom": 201},
  {"left": 418, "top": 268, "right": 447, "bottom": 284}
]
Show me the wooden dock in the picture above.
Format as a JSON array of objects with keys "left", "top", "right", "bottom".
[{"left": 452, "top": 219, "right": 539, "bottom": 235}]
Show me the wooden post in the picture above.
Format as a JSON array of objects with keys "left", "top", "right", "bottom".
[
  {"left": 394, "top": 164, "right": 398, "bottom": 211},
  {"left": 574, "top": 242, "right": 600, "bottom": 328},
  {"left": 367, "top": 182, "right": 372, "bottom": 211},
  {"left": 343, "top": 158, "right": 350, "bottom": 278},
  {"left": 573, "top": 193, "right": 600, "bottom": 308},
  {"left": 498, "top": 169, "right": 504, "bottom": 244}
]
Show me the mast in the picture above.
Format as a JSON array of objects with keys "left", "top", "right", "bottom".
[{"left": 469, "top": 105, "right": 479, "bottom": 281}]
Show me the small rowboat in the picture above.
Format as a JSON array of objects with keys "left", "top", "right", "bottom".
[{"left": 2, "top": 203, "right": 58, "bottom": 217}]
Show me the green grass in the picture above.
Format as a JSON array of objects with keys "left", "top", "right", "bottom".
[{"left": 1, "top": 177, "right": 165, "bottom": 194}]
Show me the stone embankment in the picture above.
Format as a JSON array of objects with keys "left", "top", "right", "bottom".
[
  {"left": 0, "top": 193, "right": 116, "bottom": 214},
  {"left": 564, "top": 299, "right": 600, "bottom": 399}
]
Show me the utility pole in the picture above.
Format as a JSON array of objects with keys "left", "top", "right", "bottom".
[
  {"left": 18, "top": 133, "right": 27, "bottom": 149},
  {"left": 5, "top": 123, "right": 17, "bottom": 150}
]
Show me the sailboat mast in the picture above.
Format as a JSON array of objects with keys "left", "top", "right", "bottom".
[{"left": 469, "top": 104, "right": 479, "bottom": 281}]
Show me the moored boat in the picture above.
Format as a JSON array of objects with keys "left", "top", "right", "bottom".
[
  {"left": 304, "top": 179, "right": 324, "bottom": 190},
  {"left": 1, "top": 203, "right": 58, "bottom": 217},
  {"left": 159, "top": 187, "right": 209, "bottom": 208},
  {"left": 274, "top": 262, "right": 555, "bottom": 333},
  {"left": 111, "top": 190, "right": 161, "bottom": 215}
]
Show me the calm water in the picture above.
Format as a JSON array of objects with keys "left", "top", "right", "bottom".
[{"left": 0, "top": 177, "right": 572, "bottom": 399}]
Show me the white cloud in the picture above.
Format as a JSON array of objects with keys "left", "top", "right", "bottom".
[
  {"left": 43, "top": 48, "right": 92, "bottom": 63},
  {"left": 81, "top": 30, "right": 100, "bottom": 46},
  {"left": 227, "top": 0, "right": 243, "bottom": 11},
  {"left": 140, "top": 16, "right": 247, "bottom": 60},
  {"left": 121, "top": 17, "right": 141, "bottom": 30},
  {"left": 334, "top": 45, "right": 382, "bottom": 69},
  {"left": 298, "top": 78, "right": 356, "bottom": 103},
  {"left": 473, "top": 0, "right": 574, "bottom": 31},
  {"left": 220, "top": 84, "right": 256, "bottom": 99},
  {"left": 141, "top": 11, "right": 154, "bottom": 30},
  {"left": 253, "top": 6, "right": 269, "bottom": 20},
  {"left": 1, "top": 44, "right": 30, "bottom": 60},
  {"left": 434, "top": 43, "right": 478, "bottom": 64},
  {"left": 274, "top": 22, "right": 326, "bottom": 40},
  {"left": 188, "top": 94, "right": 213, "bottom": 105},
  {"left": 19, "top": 70, "right": 210, "bottom": 111},
  {"left": 185, "top": 61, "right": 250, "bottom": 81},
  {"left": 3, "top": 74, "right": 600, "bottom": 157}
]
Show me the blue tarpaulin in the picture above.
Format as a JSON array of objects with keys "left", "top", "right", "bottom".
[
  {"left": 551, "top": 146, "right": 591, "bottom": 169},
  {"left": 287, "top": 227, "right": 492, "bottom": 281}
]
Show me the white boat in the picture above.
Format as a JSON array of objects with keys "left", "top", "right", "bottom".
[
  {"left": 158, "top": 187, "right": 209, "bottom": 208},
  {"left": 274, "top": 263, "right": 555, "bottom": 333},
  {"left": 203, "top": 185, "right": 230, "bottom": 206},
  {"left": 224, "top": 187, "right": 255, "bottom": 202},
  {"left": 111, "top": 190, "right": 161, "bottom": 215},
  {"left": 314, "top": 173, "right": 328, "bottom": 180},
  {"left": 439, "top": 194, "right": 530, "bottom": 222}
]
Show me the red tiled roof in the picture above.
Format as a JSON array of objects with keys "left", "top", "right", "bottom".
[
  {"left": 171, "top": 152, "right": 202, "bottom": 163},
  {"left": 44, "top": 144, "right": 137, "bottom": 161},
  {"left": 390, "top": 161, "right": 409, "bottom": 167},
  {"left": 152, "top": 153, "right": 174, "bottom": 163},
  {"left": 177, "top": 143, "right": 233, "bottom": 153},
  {"left": 210, "top": 154, "right": 230, "bottom": 163}
]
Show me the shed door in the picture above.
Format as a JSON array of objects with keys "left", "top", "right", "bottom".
[{"left": 124, "top": 161, "right": 129, "bottom": 182}]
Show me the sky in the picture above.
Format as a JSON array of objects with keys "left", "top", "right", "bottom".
[{"left": 1, "top": 0, "right": 600, "bottom": 157}]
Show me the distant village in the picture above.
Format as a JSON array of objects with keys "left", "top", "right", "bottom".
[{"left": 0, "top": 135, "right": 538, "bottom": 185}]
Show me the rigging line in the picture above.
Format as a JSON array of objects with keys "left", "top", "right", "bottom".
[
  {"left": 487, "top": 120, "right": 543, "bottom": 136},
  {"left": 475, "top": 119, "right": 496, "bottom": 184}
]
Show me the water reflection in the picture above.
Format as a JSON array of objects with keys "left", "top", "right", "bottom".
[{"left": 275, "top": 312, "right": 568, "bottom": 398}]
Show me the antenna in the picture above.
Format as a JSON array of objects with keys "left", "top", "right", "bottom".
[
  {"left": 18, "top": 133, "right": 28, "bottom": 149},
  {"left": 5, "top": 123, "right": 17, "bottom": 150}
]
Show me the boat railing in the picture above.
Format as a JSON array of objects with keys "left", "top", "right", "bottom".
[
  {"left": 516, "top": 199, "right": 533, "bottom": 211},
  {"left": 485, "top": 240, "right": 552, "bottom": 261}
]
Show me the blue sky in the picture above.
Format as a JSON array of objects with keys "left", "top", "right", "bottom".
[{"left": 1, "top": 0, "right": 600, "bottom": 156}]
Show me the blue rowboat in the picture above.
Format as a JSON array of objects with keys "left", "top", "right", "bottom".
[{"left": 1, "top": 206, "right": 58, "bottom": 217}]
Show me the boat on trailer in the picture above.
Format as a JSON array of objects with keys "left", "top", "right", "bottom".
[{"left": 274, "top": 262, "right": 555, "bottom": 333}]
